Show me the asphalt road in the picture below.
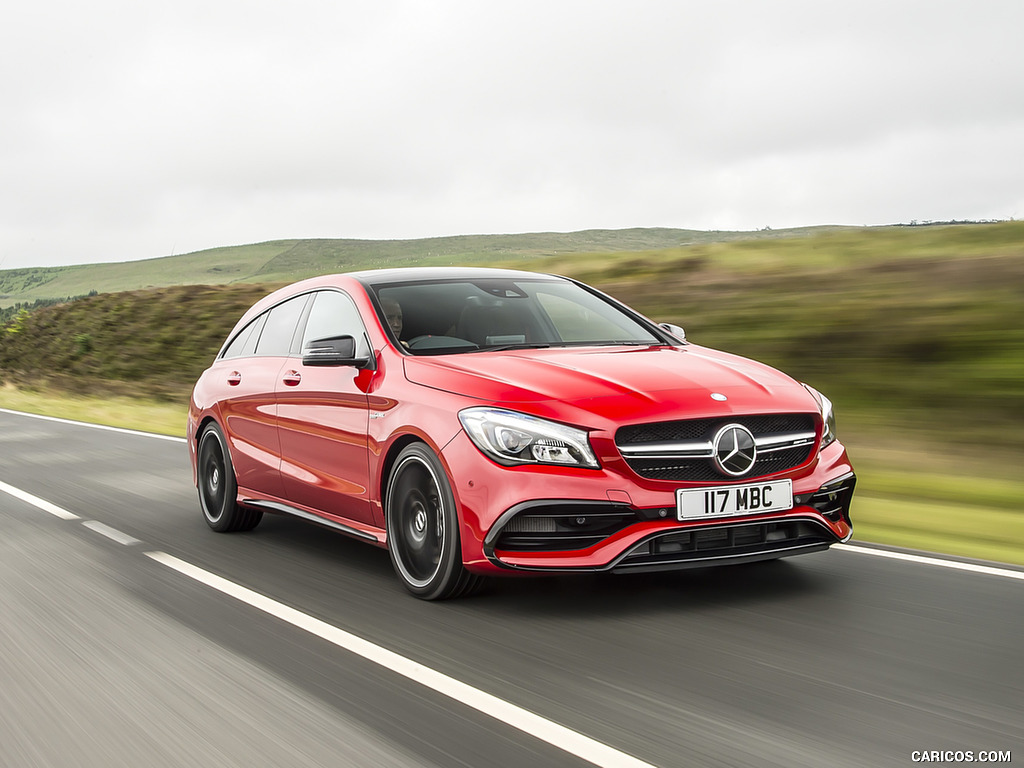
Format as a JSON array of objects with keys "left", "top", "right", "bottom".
[{"left": 1, "top": 408, "right": 1021, "bottom": 768}]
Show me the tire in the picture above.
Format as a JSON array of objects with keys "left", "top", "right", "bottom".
[
  {"left": 385, "top": 443, "right": 481, "bottom": 600},
  {"left": 196, "top": 423, "right": 262, "bottom": 533}
]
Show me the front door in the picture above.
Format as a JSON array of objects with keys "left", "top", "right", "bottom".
[{"left": 276, "top": 290, "right": 374, "bottom": 526}]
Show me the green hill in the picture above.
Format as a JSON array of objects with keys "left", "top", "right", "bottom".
[{"left": 0, "top": 226, "right": 839, "bottom": 311}]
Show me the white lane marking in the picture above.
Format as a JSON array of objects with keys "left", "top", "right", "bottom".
[
  {"left": 0, "top": 479, "right": 80, "bottom": 520},
  {"left": 81, "top": 520, "right": 141, "bottom": 546},
  {"left": 0, "top": 407, "right": 186, "bottom": 443},
  {"left": 834, "top": 543, "right": 1024, "bottom": 581},
  {"left": 145, "top": 551, "right": 658, "bottom": 768}
]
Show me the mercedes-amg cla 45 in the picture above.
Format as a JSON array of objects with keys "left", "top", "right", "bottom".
[{"left": 188, "top": 268, "right": 855, "bottom": 599}]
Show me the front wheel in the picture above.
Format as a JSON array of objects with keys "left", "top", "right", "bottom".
[
  {"left": 196, "top": 423, "right": 262, "bottom": 533},
  {"left": 385, "top": 444, "right": 481, "bottom": 600}
]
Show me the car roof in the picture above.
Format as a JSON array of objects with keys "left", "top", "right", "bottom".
[{"left": 347, "top": 266, "right": 564, "bottom": 285}]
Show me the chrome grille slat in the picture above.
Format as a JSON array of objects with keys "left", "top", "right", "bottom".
[
  {"left": 618, "top": 441, "right": 713, "bottom": 458},
  {"left": 616, "top": 414, "right": 816, "bottom": 481}
]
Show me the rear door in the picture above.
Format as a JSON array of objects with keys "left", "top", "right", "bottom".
[{"left": 217, "top": 294, "right": 309, "bottom": 499}]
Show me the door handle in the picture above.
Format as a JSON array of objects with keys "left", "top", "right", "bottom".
[
  {"left": 227, "top": 371, "right": 242, "bottom": 386},
  {"left": 282, "top": 371, "right": 302, "bottom": 386}
]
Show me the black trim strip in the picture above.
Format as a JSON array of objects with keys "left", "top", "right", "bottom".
[
  {"left": 243, "top": 499, "right": 379, "bottom": 542},
  {"left": 611, "top": 542, "right": 832, "bottom": 573}
]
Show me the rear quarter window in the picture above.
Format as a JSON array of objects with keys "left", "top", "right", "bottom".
[{"left": 221, "top": 314, "right": 267, "bottom": 359}]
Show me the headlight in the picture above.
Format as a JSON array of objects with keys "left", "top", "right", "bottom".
[
  {"left": 802, "top": 384, "right": 837, "bottom": 450},
  {"left": 458, "top": 407, "right": 599, "bottom": 468}
]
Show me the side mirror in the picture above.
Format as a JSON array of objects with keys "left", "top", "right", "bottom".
[
  {"left": 302, "top": 335, "right": 371, "bottom": 368},
  {"left": 658, "top": 323, "right": 686, "bottom": 342}
]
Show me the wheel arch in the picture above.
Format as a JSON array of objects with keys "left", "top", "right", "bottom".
[
  {"left": 191, "top": 413, "right": 226, "bottom": 489},
  {"left": 378, "top": 432, "right": 465, "bottom": 542},
  {"left": 195, "top": 414, "right": 219, "bottom": 442},
  {"left": 379, "top": 433, "right": 431, "bottom": 513}
]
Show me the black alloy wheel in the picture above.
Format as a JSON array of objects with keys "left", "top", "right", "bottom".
[{"left": 197, "top": 423, "right": 262, "bottom": 533}]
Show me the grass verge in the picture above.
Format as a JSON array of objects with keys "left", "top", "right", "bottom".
[
  {"left": 0, "top": 385, "right": 187, "bottom": 438},
  {"left": 852, "top": 495, "right": 1024, "bottom": 567},
  {"left": 2, "top": 385, "right": 1020, "bottom": 567}
]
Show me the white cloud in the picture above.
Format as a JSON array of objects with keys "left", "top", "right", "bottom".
[{"left": 2, "top": 0, "right": 1022, "bottom": 268}]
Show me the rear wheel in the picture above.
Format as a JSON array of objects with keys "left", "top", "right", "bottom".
[
  {"left": 385, "top": 443, "right": 481, "bottom": 600},
  {"left": 196, "top": 423, "right": 262, "bottom": 532}
]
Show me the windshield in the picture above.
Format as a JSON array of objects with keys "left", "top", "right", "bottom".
[{"left": 371, "top": 277, "right": 663, "bottom": 354}]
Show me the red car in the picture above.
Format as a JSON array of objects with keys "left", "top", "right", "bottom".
[{"left": 188, "top": 268, "right": 855, "bottom": 599}]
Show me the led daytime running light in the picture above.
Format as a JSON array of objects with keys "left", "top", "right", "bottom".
[{"left": 459, "top": 408, "right": 599, "bottom": 468}]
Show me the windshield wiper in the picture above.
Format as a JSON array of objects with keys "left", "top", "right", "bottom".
[
  {"left": 472, "top": 342, "right": 555, "bottom": 353},
  {"left": 562, "top": 340, "right": 655, "bottom": 348},
  {"left": 475, "top": 340, "right": 657, "bottom": 352}
]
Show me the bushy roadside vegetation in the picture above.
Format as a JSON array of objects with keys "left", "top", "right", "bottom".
[{"left": 0, "top": 284, "right": 275, "bottom": 400}]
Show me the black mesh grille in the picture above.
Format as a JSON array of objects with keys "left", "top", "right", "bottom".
[
  {"left": 493, "top": 506, "right": 638, "bottom": 552},
  {"left": 616, "top": 414, "right": 816, "bottom": 481},
  {"left": 617, "top": 419, "right": 713, "bottom": 444}
]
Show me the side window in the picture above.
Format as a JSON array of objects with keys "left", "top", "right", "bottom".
[
  {"left": 221, "top": 314, "right": 266, "bottom": 359},
  {"left": 255, "top": 295, "right": 309, "bottom": 356},
  {"left": 301, "top": 291, "right": 367, "bottom": 352}
]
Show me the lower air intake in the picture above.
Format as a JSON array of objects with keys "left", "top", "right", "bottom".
[{"left": 614, "top": 518, "right": 836, "bottom": 572}]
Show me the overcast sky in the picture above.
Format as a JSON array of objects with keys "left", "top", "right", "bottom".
[{"left": 2, "top": 0, "right": 1022, "bottom": 269}]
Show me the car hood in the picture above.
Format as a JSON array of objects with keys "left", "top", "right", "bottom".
[{"left": 403, "top": 345, "right": 818, "bottom": 425}]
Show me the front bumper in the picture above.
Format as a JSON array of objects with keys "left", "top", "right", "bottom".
[
  {"left": 442, "top": 430, "right": 855, "bottom": 576},
  {"left": 491, "top": 507, "right": 850, "bottom": 574}
]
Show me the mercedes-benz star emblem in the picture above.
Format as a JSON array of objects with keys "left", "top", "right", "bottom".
[{"left": 712, "top": 424, "right": 757, "bottom": 476}]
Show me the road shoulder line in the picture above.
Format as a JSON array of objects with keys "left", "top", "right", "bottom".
[{"left": 834, "top": 543, "right": 1024, "bottom": 581}]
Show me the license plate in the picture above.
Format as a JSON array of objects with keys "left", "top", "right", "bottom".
[{"left": 677, "top": 480, "right": 794, "bottom": 520}]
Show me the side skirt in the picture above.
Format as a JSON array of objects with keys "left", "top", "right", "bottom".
[{"left": 243, "top": 499, "right": 381, "bottom": 543}]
